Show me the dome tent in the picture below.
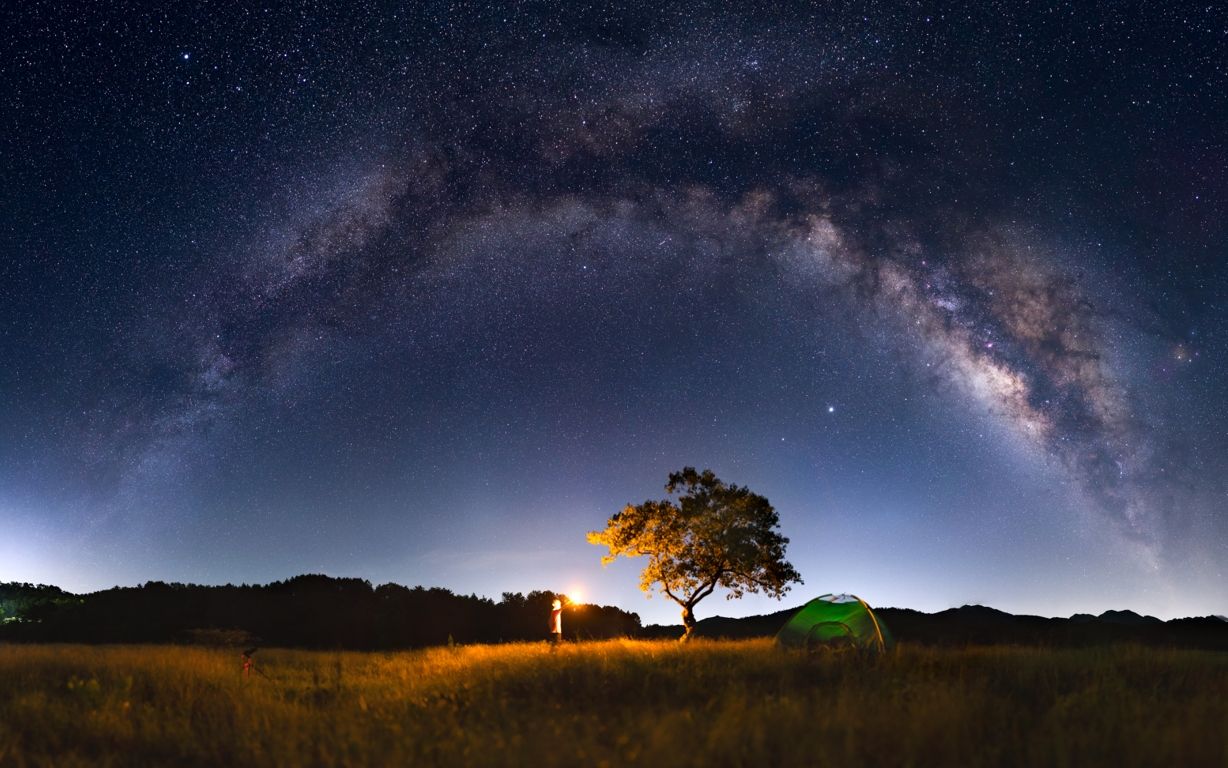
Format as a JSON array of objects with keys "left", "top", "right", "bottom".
[{"left": 774, "top": 594, "right": 892, "bottom": 652}]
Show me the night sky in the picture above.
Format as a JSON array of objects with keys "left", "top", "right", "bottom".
[{"left": 2, "top": 1, "right": 1225, "bottom": 623}]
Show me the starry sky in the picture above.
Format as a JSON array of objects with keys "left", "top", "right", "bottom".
[{"left": 2, "top": 1, "right": 1225, "bottom": 623}]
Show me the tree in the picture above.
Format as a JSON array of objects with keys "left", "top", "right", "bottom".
[{"left": 587, "top": 467, "right": 802, "bottom": 641}]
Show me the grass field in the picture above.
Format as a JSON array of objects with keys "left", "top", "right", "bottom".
[{"left": 1, "top": 639, "right": 1226, "bottom": 767}]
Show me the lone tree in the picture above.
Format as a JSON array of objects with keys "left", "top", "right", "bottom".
[{"left": 587, "top": 467, "right": 802, "bottom": 641}]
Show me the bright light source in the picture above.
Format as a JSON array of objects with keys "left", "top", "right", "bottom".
[{"left": 567, "top": 587, "right": 584, "bottom": 605}]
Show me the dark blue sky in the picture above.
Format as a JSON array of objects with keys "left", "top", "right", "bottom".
[{"left": 2, "top": 0, "right": 1225, "bottom": 623}]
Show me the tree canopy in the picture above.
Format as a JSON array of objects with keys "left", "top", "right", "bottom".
[{"left": 588, "top": 467, "right": 802, "bottom": 640}]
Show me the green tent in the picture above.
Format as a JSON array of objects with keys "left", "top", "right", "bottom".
[{"left": 774, "top": 594, "right": 893, "bottom": 652}]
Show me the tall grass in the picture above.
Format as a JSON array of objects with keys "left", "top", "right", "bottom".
[{"left": 1, "top": 640, "right": 1225, "bottom": 766}]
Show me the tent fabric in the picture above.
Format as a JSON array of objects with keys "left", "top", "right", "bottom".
[{"left": 774, "top": 594, "right": 893, "bottom": 652}]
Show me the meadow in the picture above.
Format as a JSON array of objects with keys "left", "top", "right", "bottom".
[{"left": 1, "top": 639, "right": 1226, "bottom": 767}]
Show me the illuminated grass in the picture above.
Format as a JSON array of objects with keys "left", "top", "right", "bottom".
[{"left": 1, "top": 640, "right": 1226, "bottom": 766}]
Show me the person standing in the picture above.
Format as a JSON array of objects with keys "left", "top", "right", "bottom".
[{"left": 549, "top": 598, "right": 563, "bottom": 646}]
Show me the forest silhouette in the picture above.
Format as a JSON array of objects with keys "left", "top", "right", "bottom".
[{"left": 0, "top": 577, "right": 639, "bottom": 648}]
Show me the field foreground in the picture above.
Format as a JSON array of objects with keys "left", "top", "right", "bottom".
[{"left": 1, "top": 640, "right": 1226, "bottom": 767}]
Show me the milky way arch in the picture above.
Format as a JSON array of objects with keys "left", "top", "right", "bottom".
[{"left": 70, "top": 14, "right": 1179, "bottom": 560}]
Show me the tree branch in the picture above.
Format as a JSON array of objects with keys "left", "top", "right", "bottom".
[
  {"left": 730, "top": 571, "right": 788, "bottom": 593},
  {"left": 687, "top": 571, "right": 725, "bottom": 607}
]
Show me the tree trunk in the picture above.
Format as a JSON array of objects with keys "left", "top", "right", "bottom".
[{"left": 680, "top": 605, "right": 697, "bottom": 642}]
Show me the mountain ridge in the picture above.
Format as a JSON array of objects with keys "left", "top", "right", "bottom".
[{"left": 642, "top": 602, "right": 1228, "bottom": 649}]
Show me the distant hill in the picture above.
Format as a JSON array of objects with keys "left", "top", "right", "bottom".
[
  {"left": 1096, "top": 609, "right": 1163, "bottom": 626},
  {"left": 645, "top": 603, "right": 1228, "bottom": 650}
]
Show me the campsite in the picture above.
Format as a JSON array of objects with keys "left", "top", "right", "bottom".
[{"left": 3, "top": 582, "right": 1228, "bottom": 766}]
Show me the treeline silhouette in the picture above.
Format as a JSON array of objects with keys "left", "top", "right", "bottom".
[
  {"left": 0, "top": 576, "right": 640, "bottom": 649},
  {"left": 0, "top": 582, "right": 76, "bottom": 622},
  {"left": 9, "top": 579, "right": 1223, "bottom": 650}
]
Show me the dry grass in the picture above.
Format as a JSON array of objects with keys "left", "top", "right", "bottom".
[{"left": 1, "top": 640, "right": 1226, "bottom": 767}]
